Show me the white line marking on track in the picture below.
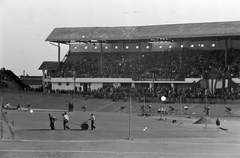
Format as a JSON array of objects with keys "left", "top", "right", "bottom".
[
  {"left": 94, "top": 102, "right": 115, "bottom": 112},
  {"left": 4, "top": 139, "right": 240, "bottom": 146},
  {"left": 0, "top": 149, "right": 240, "bottom": 156}
]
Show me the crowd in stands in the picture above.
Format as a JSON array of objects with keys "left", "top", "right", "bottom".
[
  {"left": 91, "top": 84, "right": 240, "bottom": 104},
  {"left": 42, "top": 83, "right": 240, "bottom": 105},
  {"left": 60, "top": 56, "right": 100, "bottom": 78},
  {"left": 56, "top": 49, "right": 240, "bottom": 79}
]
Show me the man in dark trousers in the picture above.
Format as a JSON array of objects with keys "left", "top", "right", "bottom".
[
  {"left": 68, "top": 101, "right": 74, "bottom": 112},
  {"left": 88, "top": 113, "right": 96, "bottom": 130},
  {"left": 62, "top": 112, "right": 70, "bottom": 130},
  {"left": 49, "top": 113, "right": 57, "bottom": 130}
]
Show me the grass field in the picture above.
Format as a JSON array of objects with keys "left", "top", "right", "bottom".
[
  {"left": 2, "top": 90, "right": 240, "bottom": 116},
  {"left": 1, "top": 91, "right": 240, "bottom": 158}
]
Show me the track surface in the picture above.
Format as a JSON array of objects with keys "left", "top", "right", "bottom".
[
  {"left": 1, "top": 137, "right": 240, "bottom": 158},
  {"left": 1, "top": 92, "right": 240, "bottom": 158}
]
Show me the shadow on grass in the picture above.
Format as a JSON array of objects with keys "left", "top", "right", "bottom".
[
  {"left": 22, "top": 128, "right": 87, "bottom": 131},
  {"left": 23, "top": 129, "right": 62, "bottom": 131},
  {"left": 70, "top": 129, "right": 87, "bottom": 131}
]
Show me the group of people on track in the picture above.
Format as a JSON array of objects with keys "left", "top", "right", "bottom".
[{"left": 48, "top": 112, "right": 96, "bottom": 131}]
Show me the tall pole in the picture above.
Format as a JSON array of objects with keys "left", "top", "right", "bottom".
[
  {"left": 179, "top": 41, "right": 182, "bottom": 70},
  {"left": 0, "top": 69, "right": 2, "bottom": 89},
  {"left": 159, "top": 96, "right": 166, "bottom": 120},
  {"left": 152, "top": 72, "right": 155, "bottom": 90},
  {"left": 205, "top": 93, "right": 208, "bottom": 128},
  {"left": 160, "top": 99, "right": 162, "bottom": 120},
  {"left": 1, "top": 96, "right": 3, "bottom": 139},
  {"left": 180, "top": 95, "right": 183, "bottom": 124},
  {"left": 100, "top": 43, "right": 103, "bottom": 71},
  {"left": 128, "top": 94, "right": 132, "bottom": 140},
  {"left": 73, "top": 70, "right": 76, "bottom": 96},
  {"left": 138, "top": 42, "right": 141, "bottom": 68},
  {"left": 224, "top": 39, "right": 228, "bottom": 69},
  {"left": 74, "top": 76, "right": 76, "bottom": 96},
  {"left": 179, "top": 41, "right": 183, "bottom": 124}
]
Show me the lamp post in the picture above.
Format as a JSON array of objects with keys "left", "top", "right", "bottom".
[
  {"left": 204, "top": 92, "right": 208, "bottom": 128},
  {"left": 128, "top": 91, "right": 133, "bottom": 140},
  {"left": 0, "top": 96, "right": 3, "bottom": 139},
  {"left": 160, "top": 96, "right": 166, "bottom": 120},
  {"left": 148, "top": 67, "right": 159, "bottom": 95},
  {"left": 180, "top": 95, "right": 183, "bottom": 124},
  {"left": 143, "top": 95, "right": 145, "bottom": 116},
  {"left": 73, "top": 71, "right": 76, "bottom": 96}
]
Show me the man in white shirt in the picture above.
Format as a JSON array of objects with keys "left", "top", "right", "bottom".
[
  {"left": 89, "top": 113, "right": 96, "bottom": 130},
  {"left": 62, "top": 112, "right": 70, "bottom": 130}
]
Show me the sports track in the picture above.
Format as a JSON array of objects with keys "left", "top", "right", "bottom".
[{"left": 1, "top": 91, "right": 240, "bottom": 158}]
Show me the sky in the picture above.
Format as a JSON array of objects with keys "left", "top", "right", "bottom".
[{"left": 1, "top": 0, "right": 240, "bottom": 76}]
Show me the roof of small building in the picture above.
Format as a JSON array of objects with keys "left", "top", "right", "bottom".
[{"left": 38, "top": 61, "right": 59, "bottom": 70}]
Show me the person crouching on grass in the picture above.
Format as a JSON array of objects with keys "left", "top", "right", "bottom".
[{"left": 49, "top": 113, "right": 57, "bottom": 130}]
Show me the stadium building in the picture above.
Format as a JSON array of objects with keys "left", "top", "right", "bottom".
[{"left": 39, "top": 21, "right": 240, "bottom": 95}]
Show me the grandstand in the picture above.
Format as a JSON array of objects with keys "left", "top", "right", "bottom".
[
  {"left": 0, "top": 68, "right": 29, "bottom": 90},
  {"left": 36, "top": 21, "right": 240, "bottom": 102}
]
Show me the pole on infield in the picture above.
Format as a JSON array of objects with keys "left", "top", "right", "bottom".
[
  {"left": 180, "top": 95, "right": 183, "bottom": 124},
  {"left": 128, "top": 94, "right": 132, "bottom": 140},
  {"left": 159, "top": 97, "right": 162, "bottom": 120},
  {"left": 0, "top": 96, "right": 3, "bottom": 139},
  {"left": 73, "top": 71, "right": 76, "bottom": 96},
  {"left": 160, "top": 96, "right": 166, "bottom": 120},
  {"left": 204, "top": 94, "right": 208, "bottom": 128}
]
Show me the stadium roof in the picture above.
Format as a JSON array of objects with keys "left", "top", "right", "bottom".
[
  {"left": 46, "top": 21, "right": 240, "bottom": 43},
  {"left": 38, "top": 61, "right": 59, "bottom": 70}
]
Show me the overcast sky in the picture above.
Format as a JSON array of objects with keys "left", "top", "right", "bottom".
[{"left": 1, "top": 0, "right": 240, "bottom": 76}]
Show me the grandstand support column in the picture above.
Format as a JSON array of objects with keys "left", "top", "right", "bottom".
[
  {"left": 57, "top": 43, "right": 60, "bottom": 66},
  {"left": 171, "top": 83, "right": 174, "bottom": 93},
  {"left": 230, "top": 38, "right": 232, "bottom": 49},
  {"left": 152, "top": 73, "right": 155, "bottom": 91},
  {"left": 224, "top": 39, "right": 228, "bottom": 69},
  {"left": 73, "top": 71, "right": 76, "bottom": 96},
  {"left": 49, "top": 42, "right": 61, "bottom": 66},
  {"left": 138, "top": 42, "right": 141, "bottom": 68},
  {"left": 179, "top": 41, "right": 182, "bottom": 70},
  {"left": 42, "top": 70, "right": 46, "bottom": 93},
  {"left": 0, "top": 69, "right": 2, "bottom": 90},
  {"left": 100, "top": 43, "right": 103, "bottom": 71}
]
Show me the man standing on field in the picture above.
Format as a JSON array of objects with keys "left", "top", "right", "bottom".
[
  {"left": 88, "top": 113, "right": 96, "bottom": 130},
  {"left": 49, "top": 113, "right": 57, "bottom": 130},
  {"left": 62, "top": 112, "right": 70, "bottom": 130}
]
